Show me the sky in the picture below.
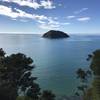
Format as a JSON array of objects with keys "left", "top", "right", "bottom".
[{"left": 0, "top": 0, "right": 100, "bottom": 34}]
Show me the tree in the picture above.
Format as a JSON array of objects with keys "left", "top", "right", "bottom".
[
  {"left": 76, "top": 68, "right": 91, "bottom": 97},
  {"left": 76, "top": 49, "right": 100, "bottom": 100},
  {"left": 90, "top": 50, "right": 100, "bottom": 100},
  {"left": 0, "top": 48, "right": 5, "bottom": 57},
  {"left": 76, "top": 68, "right": 87, "bottom": 81},
  {"left": 40, "top": 90, "right": 56, "bottom": 100},
  {"left": 90, "top": 50, "right": 100, "bottom": 75},
  {"left": 26, "top": 83, "right": 41, "bottom": 100},
  {"left": 0, "top": 48, "right": 40, "bottom": 100}
]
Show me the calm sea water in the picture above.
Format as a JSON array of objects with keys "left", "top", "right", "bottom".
[{"left": 0, "top": 34, "right": 100, "bottom": 96}]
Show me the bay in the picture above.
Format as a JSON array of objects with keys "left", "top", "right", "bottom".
[{"left": 0, "top": 34, "right": 100, "bottom": 96}]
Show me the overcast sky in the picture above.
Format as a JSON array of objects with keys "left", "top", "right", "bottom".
[{"left": 0, "top": 0, "right": 100, "bottom": 34}]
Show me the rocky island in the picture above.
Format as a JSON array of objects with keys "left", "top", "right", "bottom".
[{"left": 42, "top": 30, "right": 69, "bottom": 39}]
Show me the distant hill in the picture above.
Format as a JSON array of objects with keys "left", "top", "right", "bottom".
[{"left": 42, "top": 30, "right": 69, "bottom": 39}]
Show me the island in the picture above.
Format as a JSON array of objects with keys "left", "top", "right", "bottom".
[{"left": 42, "top": 30, "right": 69, "bottom": 39}]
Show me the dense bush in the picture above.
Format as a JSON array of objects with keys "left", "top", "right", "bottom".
[{"left": 0, "top": 48, "right": 55, "bottom": 100}]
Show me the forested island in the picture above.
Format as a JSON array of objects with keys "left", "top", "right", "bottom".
[{"left": 42, "top": 30, "right": 69, "bottom": 39}]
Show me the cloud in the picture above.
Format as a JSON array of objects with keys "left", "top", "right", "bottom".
[
  {"left": 39, "top": 18, "right": 70, "bottom": 30},
  {"left": 37, "top": 17, "right": 62, "bottom": 30},
  {"left": 37, "top": 20, "right": 46, "bottom": 24},
  {"left": 38, "top": 18, "right": 60, "bottom": 30},
  {"left": 2, "top": 0, "right": 40, "bottom": 9},
  {"left": 66, "top": 15, "right": 75, "bottom": 19},
  {"left": 61, "top": 22, "right": 70, "bottom": 25},
  {"left": 39, "top": 22, "right": 70, "bottom": 30},
  {"left": 74, "top": 8, "right": 88, "bottom": 14},
  {"left": 40, "top": 0, "right": 55, "bottom": 9},
  {"left": 0, "top": 5, "right": 20, "bottom": 18},
  {"left": 77, "top": 17, "right": 91, "bottom": 21},
  {"left": 0, "top": 5, "right": 70, "bottom": 30},
  {"left": 58, "top": 4, "right": 63, "bottom": 7},
  {"left": 39, "top": 23, "right": 60, "bottom": 30},
  {"left": 2, "top": 0, "right": 56, "bottom": 9},
  {"left": 0, "top": 5, "right": 48, "bottom": 20},
  {"left": 19, "top": 19, "right": 29, "bottom": 22}
]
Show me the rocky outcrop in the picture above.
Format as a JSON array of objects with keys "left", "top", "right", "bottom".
[{"left": 42, "top": 30, "right": 69, "bottom": 39}]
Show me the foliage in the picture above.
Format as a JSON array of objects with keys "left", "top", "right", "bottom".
[
  {"left": 16, "top": 96, "right": 32, "bottom": 100},
  {"left": 76, "top": 68, "right": 91, "bottom": 82},
  {"left": 89, "top": 50, "right": 100, "bottom": 100},
  {"left": 75, "top": 68, "right": 92, "bottom": 96},
  {"left": 90, "top": 50, "right": 100, "bottom": 75},
  {"left": 92, "top": 78, "right": 100, "bottom": 100},
  {"left": 26, "top": 83, "right": 40, "bottom": 100},
  {"left": 40, "top": 90, "right": 56, "bottom": 100},
  {"left": 83, "top": 88, "right": 93, "bottom": 100},
  {"left": 76, "top": 49, "right": 100, "bottom": 100},
  {"left": 0, "top": 48, "right": 40, "bottom": 100},
  {"left": 0, "top": 48, "right": 56, "bottom": 100}
]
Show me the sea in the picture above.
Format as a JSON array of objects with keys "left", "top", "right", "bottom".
[{"left": 0, "top": 34, "right": 100, "bottom": 97}]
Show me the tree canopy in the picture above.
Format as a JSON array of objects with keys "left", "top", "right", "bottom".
[
  {"left": 90, "top": 50, "right": 100, "bottom": 75},
  {"left": 0, "top": 48, "right": 55, "bottom": 100}
]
